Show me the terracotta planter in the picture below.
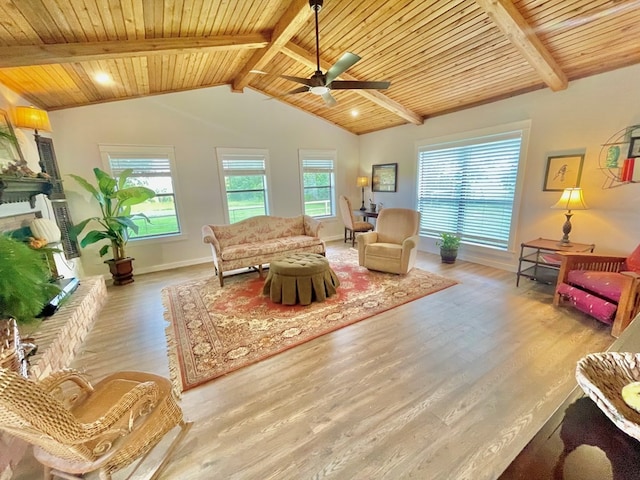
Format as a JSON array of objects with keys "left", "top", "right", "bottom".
[
  {"left": 105, "top": 257, "right": 135, "bottom": 285},
  {"left": 440, "top": 247, "right": 458, "bottom": 264}
]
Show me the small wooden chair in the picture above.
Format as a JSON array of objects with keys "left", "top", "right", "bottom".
[
  {"left": 554, "top": 243, "right": 640, "bottom": 337},
  {"left": 338, "top": 195, "right": 374, "bottom": 246},
  {"left": 0, "top": 367, "right": 192, "bottom": 480}
]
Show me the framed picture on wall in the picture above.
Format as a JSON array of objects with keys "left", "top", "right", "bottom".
[
  {"left": 372, "top": 163, "right": 398, "bottom": 192},
  {"left": 543, "top": 154, "right": 584, "bottom": 191}
]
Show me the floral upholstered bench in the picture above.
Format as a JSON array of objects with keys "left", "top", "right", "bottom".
[{"left": 202, "top": 215, "right": 325, "bottom": 287}]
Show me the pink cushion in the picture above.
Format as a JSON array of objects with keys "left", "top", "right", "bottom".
[
  {"left": 624, "top": 243, "right": 640, "bottom": 273},
  {"left": 556, "top": 282, "right": 618, "bottom": 324},
  {"left": 566, "top": 270, "right": 627, "bottom": 302}
]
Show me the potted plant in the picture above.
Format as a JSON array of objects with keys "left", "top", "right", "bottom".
[
  {"left": 69, "top": 168, "right": 155, "bottom": 285},
  {"left": 0, "top": 235, "right": 60, "bottom": 373},
  {"left": 436, "top": 232, "right": 461, "bottom": 264}
]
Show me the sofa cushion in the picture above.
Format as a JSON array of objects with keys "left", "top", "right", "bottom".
[
  {"left": 365, "top": 243, "right": 402, "bottom": 259},
  {"left": 556, "top": 282, "right": 618, "bottom": 324},
  {"left": 566, "top": 270, "right": 627, "bottom": 302},
  {"left": 213, "top": 216, "right": 305, "bottom": 249},
  {"left": 220, "top": 236, "right": 323, "bottom": 261}
]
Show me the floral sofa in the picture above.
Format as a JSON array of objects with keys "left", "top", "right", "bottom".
[{"left": 202, "top": 215, "right": 325, "bottom": 287}]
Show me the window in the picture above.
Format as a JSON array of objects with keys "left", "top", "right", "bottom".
[
  {"left": 216, "top": 148, "right": 270, "bottom": 224},
  {"left": 416, "top": 125, "right": 528, "bottom": 250},
  {"left": 299, "top": 149, "right": 336, "bottom": 218},
  {"left": 99, "top": 145, "right": 181, "bottom": 239}
]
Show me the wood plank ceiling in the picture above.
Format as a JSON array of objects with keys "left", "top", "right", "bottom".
[{"left": 0, "top": 0, "right": 638, "bottom": 135}]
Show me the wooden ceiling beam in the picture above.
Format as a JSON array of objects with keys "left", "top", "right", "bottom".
[
  {"left": 475, "top": 0, "right": 568, "bottom": 91},
  {"left": 0, "top": 34, "right": 270, "bottom": 68},
  {"left": 232, "top": 0, "right": 313, "bottom": 92},
  {"left": 282, "top": 42, "right": 423, "bottom": 125}
]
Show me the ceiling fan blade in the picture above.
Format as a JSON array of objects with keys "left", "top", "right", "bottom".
[
  {"left": 322, "top": 91, "right": 337, "bottom": 107},
  {"left": 330, "top": 80, "right": 391, "bottom": 90},
  {"left": 325, "top": 52, "right": 361, "bottom": 85},
  {"left": 287, "top": 86, "right": 310, "bottom": 94},
  {"left": 279, "top": 75, "right": 315, "bottom": 86}
]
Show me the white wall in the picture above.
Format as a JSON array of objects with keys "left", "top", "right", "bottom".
[
  {"left": 49, "top": 86, "right": 359, "bottom": 276},
  {"left": 359, "top": 63, "right": 640, "bottom": 270}
]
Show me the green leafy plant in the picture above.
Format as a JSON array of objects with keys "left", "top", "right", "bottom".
[
  {"left": 0, "top": 235, "right": 60, "bottom": 324},
  {"left": 436, "top": 232, "right": 461, "bottom": 250},
  {"left": 69, "top": 168, "right": 156, "bottom": 260}
]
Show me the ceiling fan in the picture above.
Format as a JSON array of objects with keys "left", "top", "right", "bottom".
[{"left": 259, "top": 0, "right": 390, "bottom": 107}]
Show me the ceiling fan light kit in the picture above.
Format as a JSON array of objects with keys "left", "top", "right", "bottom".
[{"left": 259, "top": 0, "right": 390, "bottom": 106}]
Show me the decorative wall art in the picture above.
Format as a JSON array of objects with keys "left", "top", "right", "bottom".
[
  {"left": 543, "top": 154, "right": 584, "bottom": 192},
  {"left": 372, "top": 163, "right": 397, "bottom": 192}
]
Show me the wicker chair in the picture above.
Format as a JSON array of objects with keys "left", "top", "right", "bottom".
[
  {"left": 338, "top": 195, "right": 374, "bottom": 246},
  {"left": 0, "top": 368, "right": 192, "bottom": 480}
]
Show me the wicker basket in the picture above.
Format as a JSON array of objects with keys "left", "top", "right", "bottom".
[
  {"left": 0, "top": 318, "right": 27, "bottom": 377},
  {"left": 576, "top": 352, "right": 640, "bottom": 441}
]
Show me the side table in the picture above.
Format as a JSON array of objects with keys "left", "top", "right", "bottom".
[{"left": 516, "top": 238, "right": 595, "bottom": 287}]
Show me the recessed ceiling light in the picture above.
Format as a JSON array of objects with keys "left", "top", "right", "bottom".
[
  {"left": 351, "top": 110, "right": 359, "bottom": 117},
  {"left": 94, "top": 72, "right": 112, "bottom": 84}
]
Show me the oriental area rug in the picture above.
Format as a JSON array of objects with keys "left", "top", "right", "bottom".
[{"left": 162, "top": 249, "right": 457, "bottom": 392}]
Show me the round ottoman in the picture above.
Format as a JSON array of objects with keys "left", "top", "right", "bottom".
[{"left": 262, "top": 253, "right": 340, "bottom": 305}]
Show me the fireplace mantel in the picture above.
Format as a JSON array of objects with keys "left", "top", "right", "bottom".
[{"left": 0, "top": 176, "right": 54, "bottom": 208}]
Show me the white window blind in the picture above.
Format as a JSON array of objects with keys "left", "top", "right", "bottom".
[
  {"left": 216, "top": 148, "right": 270, "bottom": 223},
  {"left": 300, "top": 150, "right": 336, "bottom": 218},
  {"left": 108, "top": 155, "right": 171, "bottom": 177},
  {"left": 417, "top": 131, "right": 523, "bottom": 250},
  {"left": 99, "top": 145, "right": 181, "bottom": 239}
]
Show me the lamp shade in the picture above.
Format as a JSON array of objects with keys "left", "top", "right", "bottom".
[
  {"left": 552, "top": 187, "right": 588, "bottom": 211},
  {"left": 14, "top": 106, "right": 52, "bottom": 132},
  {"left": 356, "top": 176, "right": 369, "bottom": 187}
]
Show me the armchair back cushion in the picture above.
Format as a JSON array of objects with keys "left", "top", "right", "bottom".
[{"left": 376, "top": 208, "right": 420, "bottom": 245}]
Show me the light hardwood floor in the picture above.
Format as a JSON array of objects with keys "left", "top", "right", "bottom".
[{"left": 14, "top": 242, "right": 613, "bottom": 480}]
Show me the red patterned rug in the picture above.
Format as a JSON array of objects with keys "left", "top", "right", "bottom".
[{"left": 163, "top": 249, "right": 457, "bottom": 392}]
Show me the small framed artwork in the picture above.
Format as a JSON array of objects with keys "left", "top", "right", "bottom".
[
  {"left": 628, "top": 137, "right": 640, "bottom": 158},
  {"left": 543, "top": 154, "right": 584, "bottom": 191},
  {"left": 372, "top": 163, "right": 397, "bottom": 192}
]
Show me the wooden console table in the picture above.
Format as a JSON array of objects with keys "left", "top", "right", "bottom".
[
  {"left": 516, "top": 238, "right": 595, "bottom": 287},
  {"left": 353, "top": 209, "right": 379, "bottom": 221}
]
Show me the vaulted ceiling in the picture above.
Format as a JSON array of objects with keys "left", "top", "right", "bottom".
[{"left": 0, "top": 0, "right": 638, "bottom": 135}]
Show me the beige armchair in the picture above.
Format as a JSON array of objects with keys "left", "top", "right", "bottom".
[
  {"left": 357, "top": 208, "right": 421, "bottom": 274},
  {"left": 339, "top": 195, "right": 374, "bottom": 246}
]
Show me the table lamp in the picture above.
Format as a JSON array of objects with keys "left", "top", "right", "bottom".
[
  {"left": 551, "top": 187, "right": 588, "bottom": 246},
  {"left": 14, "top": 106, "right": 52, "bottom": 172},
  {"left": 356, "top": 176, "right": 368, "bottom": 211}
]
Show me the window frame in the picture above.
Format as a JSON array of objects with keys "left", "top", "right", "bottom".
[
  {"left": 98, "top": 144, "right": 183, "bottom": 241},
  {"left": 298, "top": 149, "right": 337, "bottom": 219},
  {"left": 415, "top": 120, "right": 530, "bottom": 253},
  {"left": 215, "top": 147, "right": 272, "bottom": 224}
]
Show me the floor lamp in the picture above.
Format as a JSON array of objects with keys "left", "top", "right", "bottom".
[
  {"left": 551, "top": 187, "right": 589, "bottom": 246},
  {"left": 356, "top": 176, "right": 368, "bottom": 211}
]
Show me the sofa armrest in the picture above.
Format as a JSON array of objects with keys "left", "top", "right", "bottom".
[
  {"left": 303, "top": 215, "right": 322, "bottom": 237},
  {"left": 357, "top": 231, "right": 378, "bottom": 265},
  {"left": 402, "top": 234, "right": 419, "bottom": 251},
  {"left": 202, "top": 225, "right": 221, "bottom": 251}
]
